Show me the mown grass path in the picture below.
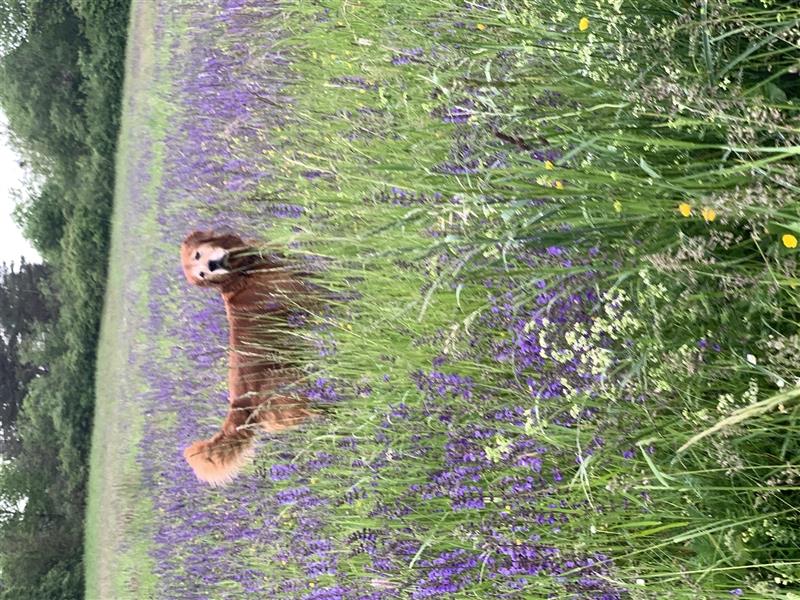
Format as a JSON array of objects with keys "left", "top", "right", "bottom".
[{"left": 85, "top": 0, "right": 163, "bottom": 596}]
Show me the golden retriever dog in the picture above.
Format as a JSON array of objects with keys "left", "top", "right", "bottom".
[{"left": 180, "top": 229, "right": 314, "bottom": 485}]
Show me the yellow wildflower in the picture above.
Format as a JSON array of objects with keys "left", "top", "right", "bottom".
[
  {"left": 579, "top": 17, "right": 590, "bottom": 31},
  {"left": 544, "top": 160, "right": 554, "bottom": 170},
  {"left": 555, "top": 180, "right": 564, "bottom": 190},
  {"left": 613, "top": 200, "right": 622, "bottom": 213},
  {"left": 476, "top": 23, "right": 486, "bottom": 31},
  {"left": 701, "top": 207, "right": 716, "bottom": 222},
  {"left": 678, "top": 203, "right": 692, "bottom": 217},
  {"left": 783, "top": 234, "right": 798, "bottom": 249}
]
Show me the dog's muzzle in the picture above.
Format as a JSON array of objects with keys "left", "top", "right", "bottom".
[{"left": 208, "top": 254, "right": 229, "bottom": 272}]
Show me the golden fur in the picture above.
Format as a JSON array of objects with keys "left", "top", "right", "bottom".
[{"left": 180, "top": 230, "right": 314, "bottom": 485}]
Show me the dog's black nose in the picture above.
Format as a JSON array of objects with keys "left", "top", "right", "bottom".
[{"left": 208, "top": 259, "right": 223, "bottom": 272}]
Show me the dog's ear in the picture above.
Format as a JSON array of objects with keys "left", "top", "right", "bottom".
[
  {"left": 211, "top": 232, "right": 246, "bottom": 250},
  {"left": 182, "top": 230, "right": 215, "bottom": 248},
  {"left": 182, "top": 229, "right": 245, "bottom": 250}
]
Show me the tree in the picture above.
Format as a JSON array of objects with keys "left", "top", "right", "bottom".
[
  {"left": 0, "top": 0, "right": 88, "bottom": 177},
  {"left": 0, "top": 260, "right": 57, "bottom": 457},
  {"left": 0, "top": 0, "right": 29, "bottom": 57},
  {"left": 12, "top": 181, "right": 67, "bottom": 262},
  {"left": 0, "top": 377, "right": 84, "bottom": 600}
]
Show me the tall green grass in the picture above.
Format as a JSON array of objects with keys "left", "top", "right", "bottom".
[{"left": 250, "top": 0, "right": 800, "bottom": 596}]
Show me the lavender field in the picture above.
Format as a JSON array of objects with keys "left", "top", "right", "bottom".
[{"left": 86, "top": 0, "right": 800, "bottom": 598}]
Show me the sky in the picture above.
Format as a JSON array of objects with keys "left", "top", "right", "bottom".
[{"left": 0, "top": 112, "right": 41, "bottom": 266}]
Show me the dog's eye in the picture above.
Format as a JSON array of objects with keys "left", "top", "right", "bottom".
[{"left": 195, "top": 252, "right": 200, "bottom": 260}]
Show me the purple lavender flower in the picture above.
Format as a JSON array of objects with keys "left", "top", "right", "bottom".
[{"left": 391, "top": 47, "right": 423, "bottom": 65}]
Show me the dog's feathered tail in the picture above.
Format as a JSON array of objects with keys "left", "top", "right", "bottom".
[
  {"left": 185, "top": 396, "right": 318, "bottom": 486},
  {"left": 183, "top": 412, "right": 258, "bottom": 486}
]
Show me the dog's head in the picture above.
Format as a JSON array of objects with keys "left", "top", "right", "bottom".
[{"left": 181, "top": 230, "right": 250, "bottom": 287}]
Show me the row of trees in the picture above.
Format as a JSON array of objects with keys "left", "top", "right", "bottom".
[{"left": 0, "top": 0, "right": 130, "bottom": 598}]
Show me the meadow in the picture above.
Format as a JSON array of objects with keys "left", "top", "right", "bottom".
[{"left": 86, "top": 0, "right": 800, "bottom": 598}]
